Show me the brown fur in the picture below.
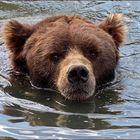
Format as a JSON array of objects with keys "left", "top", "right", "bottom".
[{"left": 3, "top": 14, "right": 126, "bottom": 100}]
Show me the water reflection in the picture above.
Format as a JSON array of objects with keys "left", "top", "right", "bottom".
[{"left": 0, "top": 71, "right": 124, "bottom": 131}]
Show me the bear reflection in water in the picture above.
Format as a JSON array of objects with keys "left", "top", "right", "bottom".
[
  {"left": 3, "top": 76, "right": 123, "bottom": 129},
  {"left": 3, "top": 14, "right": 126, "bottom": 101}
]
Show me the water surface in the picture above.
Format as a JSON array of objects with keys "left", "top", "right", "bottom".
[{"left": 0, "top": 1, "right": 140, "bottom": 139}]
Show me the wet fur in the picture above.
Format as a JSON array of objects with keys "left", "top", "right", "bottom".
[{"left": 3, "top": 14, "right": 126, "bottom": 100}]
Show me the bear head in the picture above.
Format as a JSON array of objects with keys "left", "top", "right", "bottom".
[{"left": 3, "top": 14, "right": 126, "bottom": 101}]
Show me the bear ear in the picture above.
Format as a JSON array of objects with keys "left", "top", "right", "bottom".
[
  {"left": 3, "top": 20, "right": 34, "bottom": 53},
  {"left": 98, "top": 14, "right": 127, "bottom": 47}
]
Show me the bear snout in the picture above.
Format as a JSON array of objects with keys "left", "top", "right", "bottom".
[
  {"left": 67, "top": 65, "right": 89, "bottom": 84},
  {"left": 56, "top": 49, "right": 96, "bottom": 100}
]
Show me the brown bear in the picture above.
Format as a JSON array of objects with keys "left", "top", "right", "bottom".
[{"left": 3, "top": 14, "right": 126, "bottom": 101}]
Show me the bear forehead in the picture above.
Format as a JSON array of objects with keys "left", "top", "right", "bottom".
[
  {"left": 33, "top": 16, "right": 113, "bottom": 41},
  {"left": 24, "top": 16, "right": 115, "bottom": 52}
]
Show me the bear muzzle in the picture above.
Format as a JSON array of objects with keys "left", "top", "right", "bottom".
[
  {"left": 56, "top": 48, "right": 96, "bottom": 101},
  {"left": 57, "top": 64, "right": 96, "bottom": 101}
]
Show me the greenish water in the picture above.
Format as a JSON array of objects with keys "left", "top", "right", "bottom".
[{"left": 0, "top": 1, "right": 140, "bottom": 139}]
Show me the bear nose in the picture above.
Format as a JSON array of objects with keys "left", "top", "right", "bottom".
[{"left": 68, "top": 65, "right": 89, "bottom": 83}]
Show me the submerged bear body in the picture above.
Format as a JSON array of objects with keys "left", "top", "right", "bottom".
[{"left": 3, "top": 14, "right": 126, "bottom": 101}]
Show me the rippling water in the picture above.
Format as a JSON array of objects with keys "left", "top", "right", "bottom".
[{"left": 0, "top": 1, "right": 140, "bottom": 139}]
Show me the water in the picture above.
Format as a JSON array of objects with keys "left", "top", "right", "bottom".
[{"left": 0, "top": 1, "right": 140, "bottom": 139}]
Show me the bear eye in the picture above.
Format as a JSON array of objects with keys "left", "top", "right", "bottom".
[
  {"left": 88, "top": 49, "right": 96, "bottom": 59},
  {"left": 50, "top": 53, "right": 60, "bottom": 62}
]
